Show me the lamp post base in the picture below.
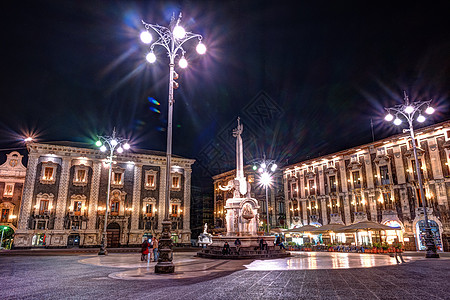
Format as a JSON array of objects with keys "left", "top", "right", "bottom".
[
  {"left": 155, "top": 219, "right": 175, "bottom": 274},
  {"left": 98, "top": 234, "right": 108, "bottom": 255}
]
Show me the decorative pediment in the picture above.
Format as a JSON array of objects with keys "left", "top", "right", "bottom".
[
  {"left": 347, "top": 160, "right": 362, "bottom": 170},
  {"left": 305, "top": 170, "right": 315, "bottom": 179},
  {"left": 0, "top": 151, "right": 27, "bottom": 175},
  {"left": 373, "top": 154, "right": 390, "bottom": 165},
  {"left": 404, "top": 147, "right": 424, "bottom": 158},
  {"left": 325, "top": 167, "right": 337, "bottom": 176}
]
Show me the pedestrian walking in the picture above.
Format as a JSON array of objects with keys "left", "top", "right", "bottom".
[
  {"left": 393, "top": 238, "right": 405, "bottom": 263},
  {"left": 152, "top": 236, "right": 159, "bottom": 262},
  {"left": 141, "top": 239, "right": 149, "bottom": 261}
]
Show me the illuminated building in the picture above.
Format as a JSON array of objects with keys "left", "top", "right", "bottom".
[
  {"left": 0, "top": 151, "right": 26, "bottom": 248},
  {"left": 284, "top": 120, "right": 450, "bottom": 251},
  {"left": 13, "top": 142, "right": 194, "bottom": 248}
]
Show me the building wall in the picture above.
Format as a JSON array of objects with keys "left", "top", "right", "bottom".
[
  {"left": 0, "top": 151, "right": 27, "bottom": 237},
  {"left": 13, "top": 142, "right": 195, "bottom": 248},
  {"left": 284, "top": 120, "right": 450, "bottom": 251}
]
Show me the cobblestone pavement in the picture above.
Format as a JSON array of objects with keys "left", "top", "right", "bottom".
[{"left": 1, "top": 251, "right": 449, "bottom": 300}]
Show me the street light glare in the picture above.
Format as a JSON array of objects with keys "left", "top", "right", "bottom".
[
  {"left": 261, "top": 162, "right": 266, "bottom": 169},
  {"left": 425, "top": 106, "right": 435, "bottom": 115},
  {"left": 404, "top": 106, "right": 414, "bottom": 114},
  {"left": 173, "top": 25, "right": 186, "bottom": 39},
  {"left": 146, "top": 52, "right": 156, "bottom": 63},
  {"left": 417, "top": 115, "right": 426, "bottom": 123},
  {"left": 261, "top": 172, "right": 272, "bottom": 186},
  {"left": 123, "top": 143, "right": 130, "bottom": 150},
  {"left": 24, "top": 137, "right": 33, "bottom": 142},
  {"left": 179, "top": 57, "right": 188, "bottom": 68},
  {"left": 258, "top": 167, "right": 264, "bottom": 173},
  {"left": 384, "top": 113, "right": 394, "bottom": 122},
  {"left": 100, "top": 145, "right": 107, "bottom": 152},
  {"left": 117, "top": 147, "right": 123, "bottom": 153},
  {"left": 196, "top": 42, "right": 206, "bottom": 54},
  {"left": 95, "top": 140, "right": 102, "bottom": 147},
  {"left": 271, "top": 164, "right": 277, "bottom": 172},
  {"left": 393, "top": 118, "right": 402, "bottom": 126},
  {"left": 140, "top": 31, "right": 152, "bottom": 44},
  {"left": 110, "top": 139, "right": 118, "bottom": 146}
]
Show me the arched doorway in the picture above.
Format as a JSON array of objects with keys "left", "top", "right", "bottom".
[
  {"left": 415, "top": 219, "right": 443, "bottom": 252},
  {"left": 107, "top": 223, "right": 120, "bottom": 247}
]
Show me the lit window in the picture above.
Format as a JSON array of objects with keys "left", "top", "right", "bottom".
[
  {"left": 40, "top": 163, "right": 57, "bottom": 184},
  {"left": 111, "top": 169, "right": 124, "bottom": 187},
  {"left": 171, "top": 204, "right": 179, "bottom": 216},
  {"left": 3, "top": 183, "right": 14, "bottom": 197},
  {"left": 171, "top": 174, "right": 181, "bottom": 190},
  {"left": 44, "top": 167, "right": 54, "bottom": 180},
  {"left": 111, "top": 201, "right": 120, "bottom": 213},
  {"left": 145, "top": 170, "right": 157, "bottom": 190},
  {"left": 73, "top": 201, "right": 82, "bottom": 215},
  {"left": 1, "top": 209, "right": 10, "bottom": 222},
  {"left": 39, "top": 200, "right": 49, "bottom": 215}
]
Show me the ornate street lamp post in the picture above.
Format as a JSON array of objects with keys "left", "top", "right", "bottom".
[
  {"left": 384, "top": 91, "right": 439, "bottom": 258},
  {"left": 96, "top": 130, "right": 130, "bottom": 255},
  {"left": 253, "top": 158, "right": 277, "bottom": 235},
  {"left": 141, "top": 13, "right": 206, "bottom": 273}
]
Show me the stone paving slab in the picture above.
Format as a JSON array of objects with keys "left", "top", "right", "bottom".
[{"left": 0, "top": 252, "right": 448, "bottom": 299}]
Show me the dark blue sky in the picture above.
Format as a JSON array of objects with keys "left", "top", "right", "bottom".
[{"left": 1, "top": 0, "right": 449, "bottom": 177}]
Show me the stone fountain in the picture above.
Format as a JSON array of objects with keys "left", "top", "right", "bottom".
[{"left": 197, "top": 118, "right": 289, "bottom": 259}]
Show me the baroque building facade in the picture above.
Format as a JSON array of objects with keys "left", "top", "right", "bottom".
[
  {"left": 284, "top": 120, "right": 450, "bottom": 252},
  {"left": 0, "top": 152, "right": 27, "bottom": 237},
  {"left": 14, "top": 142, "right": 194, "bottom": 248},
  {"left": 213, "top": 166, "right": 285, "bottom": 231}
]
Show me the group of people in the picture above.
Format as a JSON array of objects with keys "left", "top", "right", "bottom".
[
  {"left": 221, "top": 236, "right": 286, "bottom": 255},
  {"left": 141, "top": 236, "right": 159, "bottom": 262}
]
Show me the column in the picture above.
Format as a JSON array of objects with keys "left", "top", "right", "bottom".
[
  {"left": 428, "top": 140, "right": 447, "bottom": 207},
  {"left": 284, "top": 175, "right": 290, "bottom": 228},
  {"left": 320, "top": 197, "right": 327, "bottom": 224},
  {"left": 54, "top": 157, "right": 71, "bottom": 230},
  {"left": 131, "top": 164, "right": 142, "bottom": 230},
  {"left": 343, "top": 194, "right": 351, "bottom": 225},
  {"left": 364, "top": 154, "right": 375, "bottom": 189},
  {"left": 17, "top": 154, "right": 39, "bottom": 231},
  {"left": 183, "top": 169, "right": 192, "bottom": 240},
  {"left": 158, "top": 166, "right": 167, "bottom": 230},
  {"left": 87, "top": 162, "right": 102, "bottom": 230},
  {"left": 301, "top": 201, "right": 308, "bottom": 224}
]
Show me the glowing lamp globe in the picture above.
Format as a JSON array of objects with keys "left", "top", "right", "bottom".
[
  {"left": 261, "top": 162, "right": 266, "bottom": 169},
  {"left": 384, "top": 113, "right": 394, "bottom": 122},
  {"left": 110, "top": 139, "right": 118, "bottom": 146},
  {"left": 404, "top": 106, "right": 414, "bottom": 114},
  {"left": 417, "top": 114, "right": 426, "bottom": 123},
  {"left": 95, "top": 140, "right": 102, "bottom": 147},
  {"left": 393, "top": 118, "right": 402, "bottom": 126},
  {"left": 179, "top": 57, "right": 188, "bottom": 68},
  {"left": 100, "top": 145, "right": 107, "bottom": 152},
  {"left": 140, "top": 31, "right": 152, "bottom": 44},
  {"left": 271, "top": 164, "right": 277, "bottom": 172},
  {"left": 117, "top": 147, "right": 124, "bottom": 153},
  {"left": 123, "top": 143, "right": 130, "bottom": 150},
  {"left": 196, "top": 42, "right": 206, "bottom": 54},
  {"left": 173, "top": 25, "right": 186, "bottom": 39},
  {"left": 258, "top": 167, "right": 263, "bottom": 173},
  {"left": 425, "top": 106, "right": 435, "bottom": 115},
  {"left": 261, "top": 172, "right": 272, "bottom": 186},
  {"left": 252, "top": 165, "right": 257, "bottom": 171},
  {"left": 146, "top": 52, "right": 156, "bottom": 63}
]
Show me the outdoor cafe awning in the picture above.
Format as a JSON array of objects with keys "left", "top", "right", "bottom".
[
  {"left": 335, "top": 221, "right": 400, "bottom": 232},
  {"left": 286, "top": 225, "right": 320, "bottom": 233}
]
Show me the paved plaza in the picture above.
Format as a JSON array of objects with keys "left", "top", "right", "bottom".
[{"left": 1, "top": 250, "right": 449, "bottom": 299}]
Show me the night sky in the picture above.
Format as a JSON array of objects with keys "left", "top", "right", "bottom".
[{"left": 1, "top": 1, "right": 450, "bottom": 180}]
